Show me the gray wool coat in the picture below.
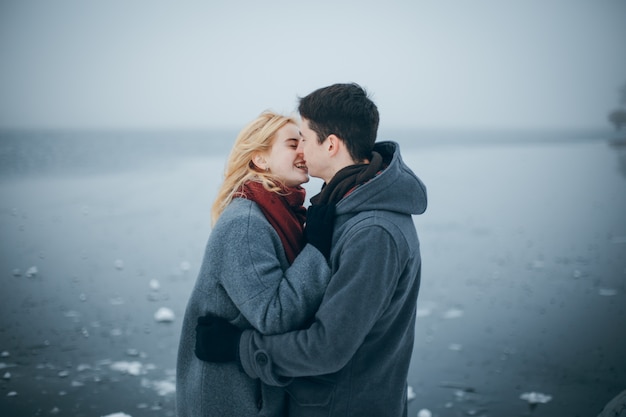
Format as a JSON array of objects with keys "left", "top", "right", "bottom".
[
  {"left": 238, "top": 142, "right": 428, "bottom": 417},
  {"left": 176, "top": 198, "right": 331, "bottom": 417}
]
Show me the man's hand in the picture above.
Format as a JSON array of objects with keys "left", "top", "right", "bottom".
[
  {"left": 195, "top": 314, "right": 242, "bottom": 363},
  {"left": 304, "top": 203, "right": 335, "bottom": 260}
]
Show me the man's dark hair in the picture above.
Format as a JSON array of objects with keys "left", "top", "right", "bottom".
[{"left": 298, "top": 83, "right": 379, "bottom": 162}]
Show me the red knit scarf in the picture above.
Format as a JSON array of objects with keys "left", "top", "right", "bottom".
[{"left": 237, "top": 181, "right": 306, "bottom": 264}]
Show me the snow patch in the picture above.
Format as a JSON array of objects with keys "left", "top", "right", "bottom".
[
  {"left": 154, "top": 307, "right": 175, "bottom": 323},
  {"left": 520, "top": 391, "right": 552, "bottom": 404}
]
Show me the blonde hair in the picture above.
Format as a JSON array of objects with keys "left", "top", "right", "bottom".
[{"left": 211, "top": 111, "right": 299, "bottom": 225}]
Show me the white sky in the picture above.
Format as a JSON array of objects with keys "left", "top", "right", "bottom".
[{"left": 1, "top": 0, "right": 625, "bottom": 130}]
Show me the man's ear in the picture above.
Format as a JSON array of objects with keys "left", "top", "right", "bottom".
[{"left": 327, "top": 134, "right": 341, "bottom": 156}]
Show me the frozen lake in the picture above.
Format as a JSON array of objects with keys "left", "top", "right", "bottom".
[{"left": 0, "top": 129, "right": 625, "bottom": 416}]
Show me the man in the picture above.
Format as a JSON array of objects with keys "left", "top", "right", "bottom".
[{"left": 195, "top": 83, "right": 427, "bottom": 416}]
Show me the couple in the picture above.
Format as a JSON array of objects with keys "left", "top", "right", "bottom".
[{"left": 176, "top": 83, "right": 428, "bottom": 416}]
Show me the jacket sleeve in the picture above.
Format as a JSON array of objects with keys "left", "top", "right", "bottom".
[
  {"left": 239, "top": 223, "right": 402, "bottom": 385},
  {"left": 212, "top": 201, "right": 331, "bottom": 335}
]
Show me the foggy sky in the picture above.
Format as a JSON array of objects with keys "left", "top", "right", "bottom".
[{"left": 1, "top": 0, "right": 625, "bottom": 130}]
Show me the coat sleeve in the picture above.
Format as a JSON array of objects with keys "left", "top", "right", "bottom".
[
  {"left": 238, "top": 223, "right": 402, "bottom": 385},
  {"left": 210, "top": 201, "right": 331, "bottom": 335}
]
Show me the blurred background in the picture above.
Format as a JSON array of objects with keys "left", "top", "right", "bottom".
[{"left": 1, "top": 0, "right": 625, "bottom": 132}]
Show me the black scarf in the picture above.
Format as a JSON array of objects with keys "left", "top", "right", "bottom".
[{"left": 310, "top": 151, "right": 384, "bottom": 206}]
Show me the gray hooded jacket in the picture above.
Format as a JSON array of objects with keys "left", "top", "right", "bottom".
[
  {"left": 176, "top": 196, "right": 331, "bottom": 416},
  {"left": 239, "top": 141, "right": 428, "bottom": 417}
]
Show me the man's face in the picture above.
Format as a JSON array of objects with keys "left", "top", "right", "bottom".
[{"left": 297, "top": 118, "right": 329, "bottom": 182}]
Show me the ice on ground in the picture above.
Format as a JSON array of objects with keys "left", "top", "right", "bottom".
[
  {"left": 520, "top": 391, "right": 552, "bottom": 404},
  {"left": 125, "top": 348, "right": 140, "bottom": 357},
  {"left": 598, "top": 288, "right": 618, "bottom": 296},
  {"left": 149, "top": 279, "right": 160, "bottom": 291},
  {"left": 25, "top": 266, "right": 38, "bottom": 277},
  {"left": 110, "top": 361, "right": 148, "bottom": 376},
  {"left": 154, "top": 307, "right": 175, "bottom": 323},
  {"left": 114, "top": 259, "right": 124, "bottom": 270},
  {"left": 64, "top": 310, "right": 80, "bottom": 318},
  {"left": 417, "top": 409, "right": 432, "bottom": 417},
  {"left": 109, "top": 297, "right": 124, "bottom": 305},
  {"left": 110, "top": 328, "right": 123, "bottom": 337},
  {"left": 442, "top": 308, "right": 464, "bottom": 319},
  {"left": 180, "top": 261, "right": 191, "bottom": 272},
  {"left": 101, "top": 413, "right": 132, "bottom": 417},
  {"left": 407, "top": 385, "right": 416, "bottom": 401},
  {"left": 141, "top": 378, "right": 176, "bottom": 396}
]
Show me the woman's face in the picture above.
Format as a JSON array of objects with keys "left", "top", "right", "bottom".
[{"left": 264, "top": 123, "right": 309, "bottom": 187}]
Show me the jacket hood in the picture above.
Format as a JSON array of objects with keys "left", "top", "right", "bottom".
[{"left": 334, "top": 141, "right": 427, "bottom": 216}]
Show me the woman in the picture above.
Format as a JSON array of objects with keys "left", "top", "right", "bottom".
[{"left": 176, "top": 112, "right": 331, "bottom": 416}]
